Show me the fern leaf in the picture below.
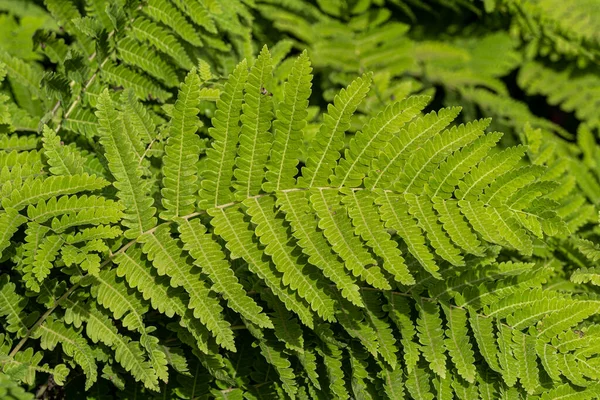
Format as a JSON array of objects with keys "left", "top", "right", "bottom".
[
  {"left": 379, "top": 362, "right": 405, "bottom": 399},
  {"left": 496, "top": 321, "right": 518, "bottom": 386},
  {"left": 209, "top": 206, "right": 315, "bottom": 328},
  {"left": 34, "top": 317, "right": 97, "bottom": 390},
  {"left": 367, "top": 107, "right": 462, "bottom": 190},
  {"left": 536, "top": 340, "right": 560, "bottom": 381},
  {"left": 310, "top": 188, "right": 391, "bottom": 290},
  {"left": 433, "top": 199, "right": 485, "bottom": 256},
  {"left": 161, "top": 70, "right": 202, "bottom": 219},
  {"left": 488, "top": 206, "right": 533, "bottom": 255},
  {"left": 259, "top": 289, "right": 303, "bottom": 352},
  {"left": 85, "top": 269, "right": 149, "bottom": 335},
  {"left": 41, "top": 126, "right": 85, "bottom": 176},
  {"left": 277, "top": 190, "right": 364, "bottom": 307},
  {"left": 31, "top": 235, "right": 63, "bottom": 284},
  {"left": 0, "top": 371, "right": 35, "bottom": 400},
  {"left": 406, "top": 194, "right": 464, "bottom": 266},
  {"left": 343, "top": 189, "right": 414, "bottom": 285},
  {"left": 511, "top": 330, "right": 539, "bottom": 394},
  {"left": 263, "top": 51, "right": 312, "bottom": 192},
  {"left": 0, "top": 209, "right": 26, "bottom": 257},
  {"left": 26, "top": 194, "right": 123, "bottom": 224},
  {"left": 101, "top": 62, "right": 172, "bottom": 102},
  {"left": 537, "top": 301, "right": 600, "bottom": 340},
  {"left": 120, "top": 89, "right": 157, "bottom": 146},
  {"left": 0, "top": 135, "right": 39, "bottom": 152},
  {"left": 144, "top": 0, "right": 203, "bottom": 47},
  {"left": 115, "top": 247, "right": 210, "bottom": 354},
  {"left": 332, "top": 96, "right": 429, "bottom": 188},
  {"left": 336, "top": 293, "right": 379, "bottom": 357},
  {"left": 178, "top": 217, "right": 272, "bottom": 328},
  {"left": 254, "top": 335, "right": 298, "bottom": 398},
  {"left": 405, "top": 360, "right": 435, "bottom": 400},
  {"left": 426, "top": 132, "right": 503, "bottom": 200},
  {"left": 2, "top": 174, "right": 108, "bottom": 211},
  {"left": 458, "top": 200, "right": 507, "bottom": 246},
  {"left": 96, "top": 91, "right": 156, "bottom": 238},
  {"left": 572, "top": 267, "right": 600, "bottom": 286},
  {"left": 456, "top": 145, "right": 527, "bottom": 201},
  {"left": 114, "top": 246, "right": 179, "bottom": 318},
  {"left": 300, "top": 73, "right": 372, "bottom": 188},
  {"left": 442, "top": 305, "right": 476, "bottom": 383},
  {"left": 233, "top": 46, "right": 274, "bottom": 199},
  {"left": 117, "top": 37, "right": 178, "bottom": 88},
  {"left": 245, "top": 195, "right": 336, "bottom": 321},
  {"left": 62, "top": 297, "right": 159, "bottom": 390},
  {"left": 139, "top": 225, "right": 235, "bottom": 351},
  {"left": 317, "top": 341, "right": 350, "bottom": 400},
  {"left": 0, "top": 275, "right": 33, "bottom": 338},
  {"left": 384, "top": 292, "right": 420, "bottom": 372},
  {"left": 415, "top": 297, "right": 447, "bottom": 378},
  {"left": 362, "top": 290, "right": 397, "bottom": 369},
  {"left": 200, "top": 60, "right": 248, "bottom": 208},
  {"left": 130, "top": 17, "right": 194, "bottom": 70},
  {"left": 396, "top": 119, "right": 489, "bottom": 194},
  {"left": 377, "top": 191, "right": 440, "bottom": 279}
]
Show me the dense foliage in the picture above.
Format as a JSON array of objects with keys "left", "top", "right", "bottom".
[{"left": 1, "top": 0, "right": 600, "bottom": 398}]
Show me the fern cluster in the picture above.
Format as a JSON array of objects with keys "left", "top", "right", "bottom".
[{"left": 1, "top": 0, "right": 600, "bottom": 398}]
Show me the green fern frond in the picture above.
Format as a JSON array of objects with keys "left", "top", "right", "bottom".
[
  {"left": 96, "top": 90, "right": 156, "bottom": 238},
  {"left": 161, "top": 70, "right": 202, "bottom": 219}
]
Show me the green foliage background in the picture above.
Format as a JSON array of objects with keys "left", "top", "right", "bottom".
[{"left": 1, "top": 0, "right": 600, "bottom": 398}]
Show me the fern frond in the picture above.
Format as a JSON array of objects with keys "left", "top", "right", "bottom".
[
  {"left": 300, "top": 73, "right": 372, "bottom": 188},
  {"left": 310, "top": 188, "right": 391, "bottom": 290},
  {"left": 62, "top": 297, "right": 159, "bottom": 390},
  {"left": 130, "top": 17, "right": 194, "bottom": 70},
  {"left": 27, "top": 194, "right": 123, "bottom": 224},
  {"left": 117, "top": 37, "right": 179, "bottom": 88},
  {"left": 178, "top": 217, "right": 272, "bottom": 328},
  {"left": 377, "top": 191, "right": 439, "bottom": 278},
  {"left": 101, "top": 62, "right": 172, "bottom": 102},
  {"left": 367, "top": 107, "right": 461, "bottom": 190},
  {"left": 233, "top": 46, "right": 274, "bottom": 199},
  {"left": 0, "top": 275, "right": 33, "bottom": 338},
  {"left": 33, "top": 317, "right": 97, "bottom": 389},
  {"left": 406, "top": 193, "right": 464, "bottom": 266},
  {"left": 442, "top": 305, "right": 476, "bottom": 383},
  {"left": 2, "top": 174, "right": 108, "bottom": 211},
  {"left": 277, "top": 190, "right": 364, "bottom": 307},
  {"left": 0, "top": 209, "right": 27, "bottom": 257},
  {"left": 209, "top": 206, "right": 315, "bottom": 328},
  {"left": 96, "top": 91, "right": 156, "bottom": 238},
  {"left": 144, "top": 0, "right": 203, "bottom": 47},
  {"left": 200, "top": 60, "right": 248, "bottom": 208},
  {"left": 84, "top": 269, "right": 149, "bottom": 335},
  {"left": 332, "top": 96, "right": 429, "bottom": 188},
  {"left": 415, "top": 297, "right": 447, "bottom": 378},
  {"left": 139, "top": 225, "right": 235, "bottom": 351},
  {"left": 263, "top": 51, "right": 312, "bottom": 192},
  {"left": 395, "top": 119, "right": 489, "bottom": 194},
  {"left": 343, "top": 189, "right": 414, "bottom": 285},
  {"left": 362, "top": 290, "right": 397, "bottom": 369},
  {"left": 41, "top": 126, "right": 85, "bottom": 176},
  {"left": 245, "top": 195, "right": 336, "bottom": 321},
  {"left": 161, "top": 70, "right": 202, "bottom": 220},
  {"left": 114, "top": 246, "right": 211, "bottom": 353}
]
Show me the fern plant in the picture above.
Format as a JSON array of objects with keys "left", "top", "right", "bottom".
[
  {"left": 1, "top": 0, "right": 600, "bottom": 398},
  {"left": 0, "top": 44, "right": 599, "bottom": 398}
]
